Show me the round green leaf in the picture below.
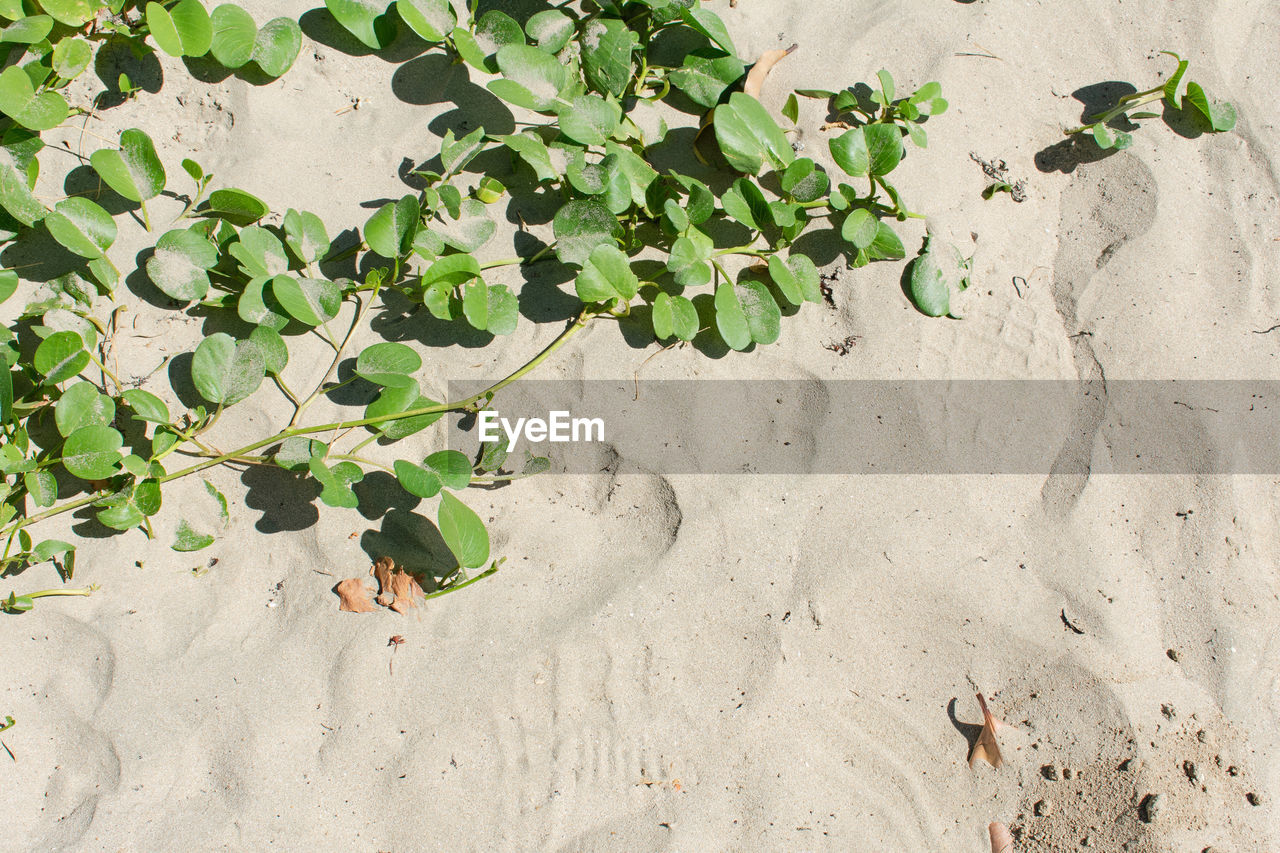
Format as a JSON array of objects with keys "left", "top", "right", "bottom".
[
  {"left": 191, "top": 332, "right": 266, "bottom": 406},
  {"left": 436, "top": 197, "right": 495, "bottom": 253},
  {"left": 0, "top": 66, "right": 68, "bottom": 131},
  {"left": 324, "top": 0, "right": 393, "bottom": 50},
  {"left": 55, "top": 380, "right": 115, "bottom": 437},
  {"left": 396, "top": 0, "right": 455, "bottom": 42},
  {"left": 737, "top": 280, "right": 781, "bottom": 345},
  {"left": 365, "top": 194, "right": 419, "bottom": 258},
  {"left": 0, "top": 14, "right": 53, "bottom": 43},
  {"left": 668, "top": 48, "right": 744, "bottom": 109},
  {"left": 355, "top": 341, "right": 421, "bottom": 387},
  {"left": 461, "top": 281, "right": 518, "bottom": 336},
  {"left": 238, "top": 276, "right": 289, "bottom": 330},
  {"left": 575, "top": 243, "right": 637, "bottom": 303},
  {"left": 652, "top": 292, "right": 699, "bottom": 341},
  {"left": 553, "top": 199, "right": 622, "bottom": 267},
  {"left": 207, "top": 188, "right": 269, "bottom": 225},
  {"left": 283, "top": 208, "right": 330, "bottom": 264},
  {"left": 489, "top": 44, "right": 568, "bottom": 111},
  {"left": 426, "top": 449, "right": 471, "bottom": 490},
  {"left": 363, "top": 381, "right": 442, "bottom": 439},
  {"left": 209, "top": 4, "right": 257, "bottom": 68},
  {"left": 394, "top": 458, "right": 443, "bottom": 498},
  {"left": 34, "top": 331, "right": 89, "bottom": 384},
  {"left": 147, "top": 227, "right": 217, "bottom": 301},
  {"left": 52, "top": 38, "right": 93, "bottom": 80},
  {"left": 90, "top": 129, "right": 165, "bottom": 203},
  {"left": 147, "top": 0, "right": 213, "bottom": 58},
  {"left": 714, "top": 281, "right": 750, "bottom": 350},
  {"left": 172, "top": 519, "right": 215, "bottom": 551},
  {"left": 0, "top": 147, "right": 45, "bottom": 227},
  {"left": 866, "top": 221, "right": 905, "bottom": 260},
  {"left": 252, "top": 17, "right": 302, "bottom": 78},
  {"left": 525, "top": 9, "right": 573, "bottom": 52},
  {"left": 863, "top": 123, "right": 904, "bottom": 176},
  {"left": 841, "top": 208, "right": 878, "bottom": 250},
  {"left": 438, "top": 491, "right": 489, "bottom": 569},
  {"left": 249, "top": 324, "right": 288, "bottom": 375},
  {"left": 122, "top": 389, "right": 170, "bottom": 423},
  {"left": 557, "top": 94, "right": 622, "bottom": 147},
  {"left": 39, "top": 0, "right": 97, "bottom": 26},
  {"left": 24, "top": 470, "right": 57, "bottom": 507},
  {"left": 1185, "top": 81, "right": 1237, "bottom": 132},
  {"left": 270, "top": 274, "right": 340, "bottom": 326},
  {"left": 830, "top": 126, "right": 869, "bottom": 177},
  {"left": 421, "top": 253, "right": 480, "bottom": 289},
  {"left": 580, "top": 15, "right": 636, "bottom": 97},
  {"left": 44, "top": 197, "right": 116, "bottom": 259},
  {"left": 229, "top": 226, "right": 288, "bottom": 277},
  {"left": 61, "top": 424, "right": 123, "bottom": 480},
  {"left": 780, "top": 157, "right": 829, "bottom": 203}
]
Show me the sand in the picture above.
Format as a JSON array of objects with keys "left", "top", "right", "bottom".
[{"left": 2, "top": 0, "right": 1278, "bottom": 850}]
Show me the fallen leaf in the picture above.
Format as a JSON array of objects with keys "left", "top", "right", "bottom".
[
  {"left": 744, "top": 43, "right": 798, "bottom": 100},
  {"left": 969, "top": 693, "right": 1004, "bottom": 769},
  {"left": 371, "top": 556, "right": 394, "bottom": 591},
  {"left": 336, "top": 577, "right": 376, "bottom": 613},
  {"left": 989, "top": 822, "right": 1014, "bottom": 853},
  {"left": 388, "top": 569, "right": 424, "bottom": 615}
]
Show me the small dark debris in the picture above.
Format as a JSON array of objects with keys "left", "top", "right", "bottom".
[
  {"left": 1041, "top": 763, "right": 1060, "bottom": 780},
  {"left": 1246, "top": 792, "right": 1264, "bottom": 806},
  {"left": 1138, "top": 793, "right": 1162, "bottom": 823},
  {"left": 970, "top": 152, "right": 1027, "bottom": 202},
  {"left": 1167, "top": 648, "right": 1180, "bottom": 662},
  {"left": 819, "top": 267, "right": 839, "bottom": 308},
  {"left": 824, "top": 335, "right": 860, "bottom": 356},
  {"left": 1061, "top": 609, "right": 1085, "bottom": 634}
]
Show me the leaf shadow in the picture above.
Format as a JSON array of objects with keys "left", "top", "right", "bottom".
[
  {"left": 299, "top": 8, "right": 430, "bottom": 63},
  {"left": 947, "top": 696, "right": 983, "bottom": 755},
  {"left": 360, "top": 507, "right": 455, "bottom": 584},
  {"left": 92, "top": 36, "right": 163, "bottom": 109},
  {"left": 240, "top": 463, "right": 321, "bottom": 533},
  {"left": 392, "top": 52, "right": 516, "bottom": 136}
]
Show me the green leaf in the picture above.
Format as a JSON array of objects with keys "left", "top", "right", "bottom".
[
  {"left": 0, "top": 66, "right": 68, "bottom": 131},
  {"left": 32, "top": 538, "right": 73, "bottom": 561},
  {"left": 721, "top": 178, "right": 773, "bottom": 232},
  {"left": 489, "top": 44, "right": 567, "bottom": 111},
  {"left": 438, "top": 491, "right": 489, "bottom": 568},
  {"left": 672, "top": 174, "right": 714, "bottom": 225},
  {"left": 90, "top": 129, "right": 165, "bottom": 203},
  {"left": 668, "top": 48, "right": 744, "bottom": 109},
  {"left": 525, "top": 9, "right": 573, "bottom": 52},
  {"left": 61, "top": 424, "right": 123, "bottom": 479},
  {"left": 575, "top": 243, "right": 637, "bottom": 302},
  {"left": 34, "top": 331, "right": 88, "bottom": 384},
  {"left": 421, "top": 253, "right": 480, "bottom": 289},
  {"left": 271, "top": 275, "right": 340, "bottom": 326},
  {"left": 363, "top": 381, "right": 441, "bottom": 439},
  {"left": 557, "top": 94, "right": 622, "bottom": 147},
  {"left": 365, "top": 194, "right": 419, "bottom": 258},
  {"left": 0, "top": 15, "right": 52, "bottom": 44},
  {"left": 249, "top": 324, "right": 288, "bottom": 375},
  {"left": 209, "top": 3, "right": 257, "bottom": 68},
  {"left": 55, "top": 380, "right": 115, "bottom": 437},
  {"left": 580, "top": 16, "right": 637, "bottom": 97},
  {"left": 207, "top": 188, "right": 269, "bottom": 225},
  {"left": 1161, "top": 51, "right": 1189, "bottom": 108},
  {"left": 122, "top": 388, "right": 170, "bottom": 423},
  {"left": 436, "top": 197, "right": 495, "bottom": 253},
  {"left": 97, "top": 496, "right": 144, "bottom": 531},
  {"left": 500, "top": 131, "right": 558, "bottom": 182},
  {"left": 1185, "top": 81, "right": 1236, "bottom": 132},
  {"left": 553, "top": 199, "right": 622, "bottom": 267},
  {"left": 191, "top": 332, "right": 266, "bottom": 406},
  {"left": 172, "top": 519, "right": 216, "bottom": 551},
  {"left": 229, "top": 226, "right": 288, "bottom": 277},
  {"left": 324, "top": 0, "right": 394, "bottom": 50},
  {"left": 0, "top": 269, "right": 15, "bottom": 305},
  {"left": 876, "top": 68, "right": 895, "bottom": 104},
  {"left": 274, "top": 436, "right": 324, "bottom": 470},
  {"left": 394, "top": 449, "right": 471, "bottom": 498},
  {"left": 782, "top": 92, "right": 799, "bottom": 124},
  {"left": 24, "top": 469, "right": 56, "bottom": 507},
  {"left": 51, "top": 37, "right": 90, "bottom": 80},
  {"left": 205, "top": 479, "right": 229, "bottom": 523},
  {"left": 866, "top": 221, "right": 905, "bottom": 260},
  {"left": 667, "top": 228, "right": 713, "bottom": 287},
  {"left": 396, "top": 0, "right": 455, "bottom": 42},
  {"left": 715, "top": 280, "right": 780, "bottom": 350},
  {"left": 237, "top": 276, "right": 288, "bottom": 330},
  {"left": 283, "top": 209, "right": 329, "bottom": 263},
  {"left": 908, "top": 233, "right": 968, "bottom": 317},
  {"left": 863, "top": 124, "right": 904, "bottom": 176},
  {"left": 147, "top": 0, "right": 213, "bottom": 58},
  {"left": 714, "top": 92, "right": 793, "bottom": 174},
  {"left": 780, "top": 157, "right": 829, "bottom": 203},
  {"left": 841, "top": 208, "right": 878, "bottom": 250},
  {"left": 147, "top": 227, "right": 217, "bottom": 301},
  {"left": 355, "top": 341, "right": 421, "bottom": 387},
  {"left": 39, "top": 0, "right": 99, "bottom": 26},
  {"left": 440, "top": 127, "right": 486, "bottom": 176},
  {"left": 830, "top": 126, "right": 869, "bottom": 177},
  {"left": 251, "top": 15, "right": 301, "bottom": 76},
  {"left": 0, "top": 353, "right": 11, "bottom": 426},
  {"left": 44, "top": 197, "right": 115, "bottom": 259},
  {"left": 662, "top": 198, "right": 688, "bottom": 234},
  {"left": 0, "top": 147, "right": 45, "bottom": 227},
  {"left": 652, "top": 292, "right": 698, "bottom": 341},
  {"left": 461, "top": 280, "right": 518, "bottom": 335},
  {"left": 682, "top": 6, "right": 736, "bottom": 55}
]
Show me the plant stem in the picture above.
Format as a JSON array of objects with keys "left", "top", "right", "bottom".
[
  {"left": 290, "top": 293, "right": 369, "bottom": 427},
  {"left": 138, "top": 199, "right": 152, "bottom": 232},
  {"left": 1064, "top": 87, "right": 1164, "bottom": 134},
  {"left": 423, "top": 564, "right": 498, "bottom": 600}
]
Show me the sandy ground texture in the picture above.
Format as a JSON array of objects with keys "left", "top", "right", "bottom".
[{"left": 3, "top": 0, "right": 1280, "bottom": 850}]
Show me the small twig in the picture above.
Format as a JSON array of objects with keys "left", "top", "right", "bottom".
[{"left": 1252, "top": 324, "right": 1280, "bottom": 335}]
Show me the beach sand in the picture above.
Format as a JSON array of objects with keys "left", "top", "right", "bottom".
[{"left": 2, "top": 0, "right": 1278, "bottom": 849}]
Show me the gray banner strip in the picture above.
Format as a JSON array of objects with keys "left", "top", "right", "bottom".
[{"left": 442, "top": 380, "right": 1280, "bottom": 474}]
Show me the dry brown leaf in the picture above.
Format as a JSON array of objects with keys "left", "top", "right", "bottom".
[
  {"left": 388, "top": 569, "right": 424, "bottom": 615},
  {"left": 371, "top": 556, "right": 394, "bottom": 591},
  {"left": 989, "top": 822, "right": 1014, "bottom": 853},
  {"left": 743, "top": 43, "right": 798, "bottom": 100},
  {"left": 969, "top": 693, "right": 1004, "bottom": 769},
  {"left": 336, "top": 577, "right": 376, "bottom": 613}
]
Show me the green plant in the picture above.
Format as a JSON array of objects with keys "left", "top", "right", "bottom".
[
  {"left": 1, "top": 1, "right": 952, "bottom": 598},
  {"left": 1065, "top": 51, "right": 1236, "bottom": 150}
]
